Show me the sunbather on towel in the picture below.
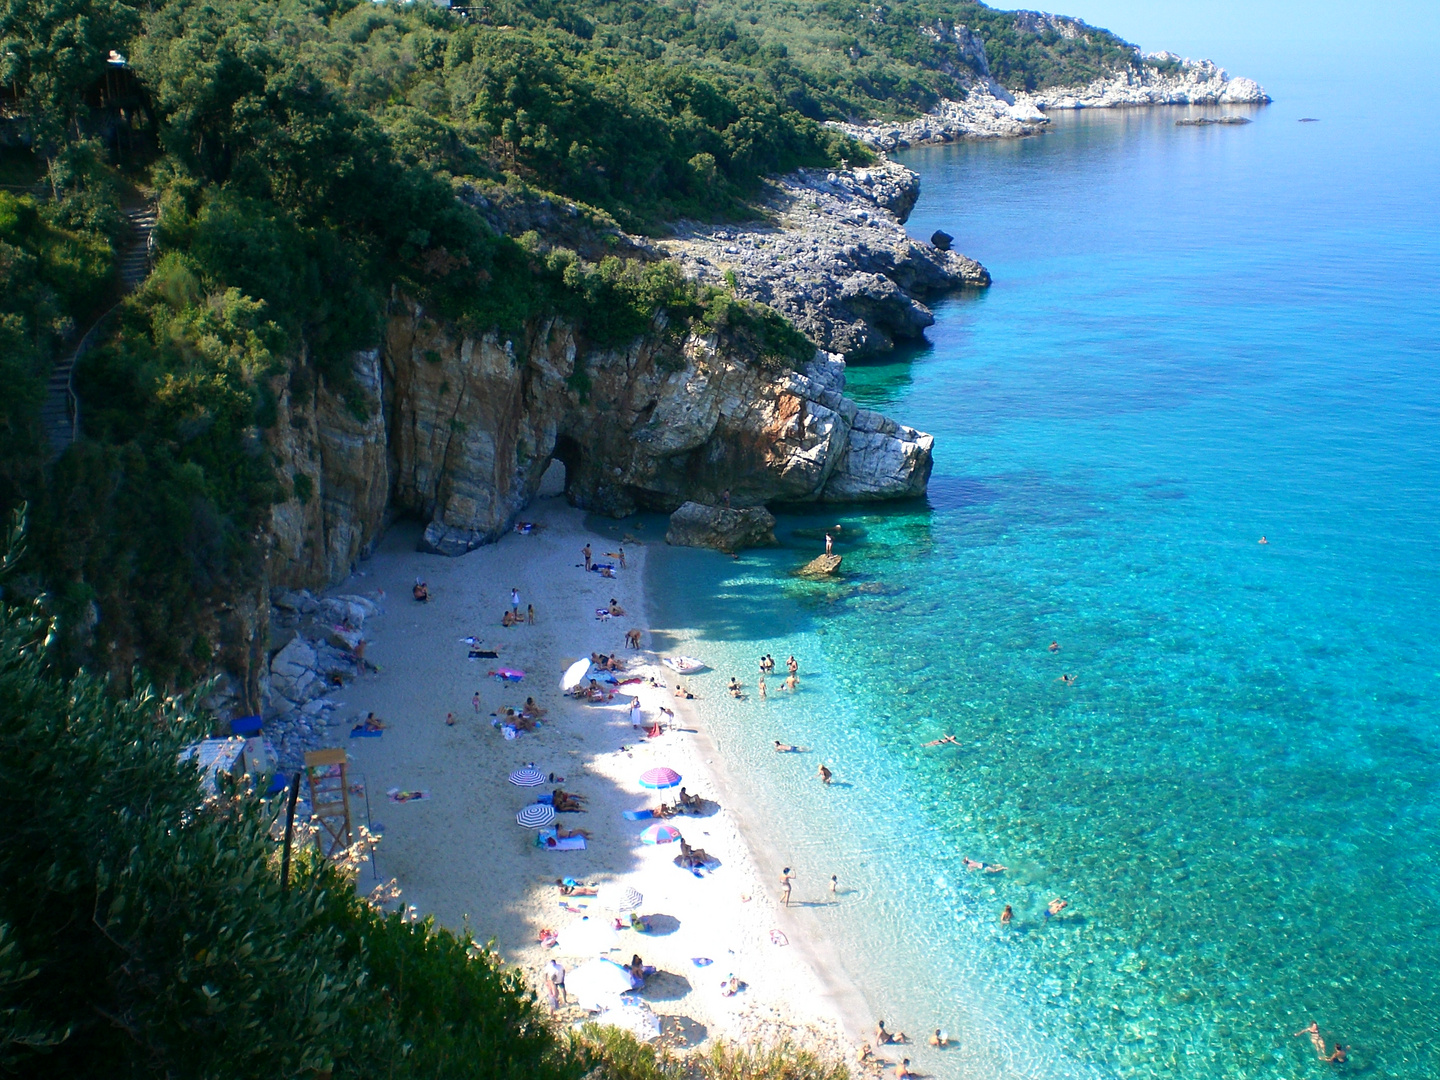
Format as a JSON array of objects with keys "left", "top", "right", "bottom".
[
  {"left": 553, "top": 788, "right": 586, "bottom": 812},
  {"left": 556, "top": 879, "right": 599, "bottom": 896}
]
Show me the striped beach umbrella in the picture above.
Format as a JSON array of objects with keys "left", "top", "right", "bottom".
[
  {"left": 638, "top": 767, "right": 681, "bottom": 789},
  {"left": 517, "top": 803, "right": 556, "bottom": 828},
  {"left": 639, "top": 823, "right": 681, "bottom": 845},
  {"left": 508, "top": 765, "right": 545, "bottom": 787},
  {"left": 597, "top": 884, "right": 644, "bottom": 912}
]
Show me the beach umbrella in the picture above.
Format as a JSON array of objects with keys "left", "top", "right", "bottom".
[
  {"left": 561, "top": 657, "right": 591, "bottom": 691},
  {"left": 591, "top": 999, "right": 662, "bottom": 1042},
  {"left": 557, "top": 917, "right": 621, "bottom": 957},
  {"left": 517, "top": 803, "right": 556, "bottom": 828},
  {"left": 638, "top": 767, "right": 681, "bottom": 789},
  {"left": 566, "top": 959, "right": 638, "bottom": 1008},
  {"left": 596, "top": 884, "right": 644, "bottom": 912},
  {"left": 508, "top": 765, "right": 545, "bottom": 787},
  {"left": 639, "top": 824, "right": 681, "bottom": 845},
  {"left": 491, "top": 667, "right": 525, "bottom": 682}
]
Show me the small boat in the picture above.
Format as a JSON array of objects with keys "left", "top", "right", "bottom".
[{"left": 663, "top": 656, "right": 706, "bottom": 675}]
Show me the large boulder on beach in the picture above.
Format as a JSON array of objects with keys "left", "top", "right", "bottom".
[{"left": 665, "top": 502, "right": 777, "bottom": 552}]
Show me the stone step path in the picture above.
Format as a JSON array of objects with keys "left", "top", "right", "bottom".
[{"left": 43, "top": 202, "right": 156, "bottom": 457}]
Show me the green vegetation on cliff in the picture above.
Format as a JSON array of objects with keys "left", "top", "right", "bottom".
[{"left": 1, "top": 0, "right": 1149, "bottom": 680}]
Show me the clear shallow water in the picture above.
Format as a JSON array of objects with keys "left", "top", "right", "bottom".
[{"left": 645, "top": 98, "right": 1440, "bottom": 1079}]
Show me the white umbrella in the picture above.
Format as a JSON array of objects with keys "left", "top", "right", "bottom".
[
  {"left": 517, "top": 804, "right": 556, "bottom": 828},
  {"left": 556, "top": 917, "right": 621, "bottom": 957},
  {"left": 561, "top": 658, "right": 591, "bottom": 691},
  {"left": 566, "top": 959, "right": 638, "bottom": 1009},
  {"left": 509, "top": 765, "right": 545, "bottom": 787},
  {"left": 596, "top": 884, "right": 643, "bottom": 913},
  {"left": 591, "top": 998, "right": 661, "bottom": 1042}
]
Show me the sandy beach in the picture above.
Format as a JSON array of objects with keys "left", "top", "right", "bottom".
[{"left": 328, "top": 486, "right": 868, "bottom": 1057}]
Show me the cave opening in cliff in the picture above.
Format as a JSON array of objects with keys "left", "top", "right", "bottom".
[{"left": 545, "top": 435, "right": 582, "bottom": 499}]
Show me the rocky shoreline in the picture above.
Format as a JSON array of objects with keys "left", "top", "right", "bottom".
[
  {"left": 833, "top": 57, "right": 1269, "bottom": 152},
  {"left": 656, "top": 159, "right": 988, "bottom": 359}
]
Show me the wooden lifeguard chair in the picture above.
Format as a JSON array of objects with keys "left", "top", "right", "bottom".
[{"left": 303, "top": 748, "right": 353, "bottom": 857}]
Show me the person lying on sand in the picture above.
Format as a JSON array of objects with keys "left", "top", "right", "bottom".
[
  {"left": 923, "top": 735, "right": 960, "bottom": 747},
  {"left": 412, "top": 580, "right": 429, "bottom": 603},
  {"left": 554, "top": 824, "right": 591, "bottom": 840},
  {"left": 720, "top": 973, "right": 743, "bottom": 997},
  {"left": 874, "top": 1020, "right": 907, "bottom": 1045},
  {"left": 552, "top": 789, "right": 586, "bottom": 812},
  {"left": 773, "top": 741, "right": 809, "bottom": 753},
  {"left": 555, "top": 879, "right": 599, "bottom": 896},
  {"left": 652, "top": 803, "right": 681, "bottom": 819}
]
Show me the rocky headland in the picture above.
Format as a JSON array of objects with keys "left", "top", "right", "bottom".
[
  {"left": 657, "top": 160, "right": 988, "bottom": 359},
  {"left": 832, "top": 20, "right": 1269, "bottom": 151}
]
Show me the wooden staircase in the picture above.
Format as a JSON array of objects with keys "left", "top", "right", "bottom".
[{"left": 41, "top": 202, "right": 156, "bottom": 457}]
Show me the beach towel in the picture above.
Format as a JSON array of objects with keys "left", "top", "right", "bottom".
[
  {"left": 622, "top": 809, "right": 653, "bottom": 821},
  {"left": 502, "top": 725, "right": 519, "bottom": 739},
  {"left": 691, "top": 957, "right": 713, "bottom": 968},
  {"left": 591, "top": 563, "right": 615, "bottom": 573},
  {"left": 594, "top": 609, "right": 612, "bottom": 620},
  {"left": 546, "top": 836, "right": 586, "bottom": 851},
  {"left": 769, "top": 930, "right": 788, "bottom": 947},
  {"left": 618, "top": 677, "right": 642, "bottom": 685},
  {"left": 387, "top": 788, "right": 429, "bottom": 803},
  {"left": 350, "top": 726, "right": 383, "bottom": 738},
  {"left": 468, "top": 649, "right": 499, "bottom": 659}
]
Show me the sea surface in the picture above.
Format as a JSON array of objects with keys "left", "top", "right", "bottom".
[{"left": 640, "top": 92, "right": 1440, "bottom": 1079}]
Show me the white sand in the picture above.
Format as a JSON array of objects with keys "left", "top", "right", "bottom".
[{"left": 331, "top": 492, "right": 866, "bottom": 1056}]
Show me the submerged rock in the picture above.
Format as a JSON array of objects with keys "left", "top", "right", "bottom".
[{"left": 665, "top": 502, "right": 777, "bottom": 552}]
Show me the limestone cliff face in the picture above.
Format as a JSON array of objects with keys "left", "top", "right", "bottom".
[
  {"left": 382, "top": 301, "right": 932, "bottom": 555},
  {"left": 264, "top": 346, "right": 390, "bottom": 586}
]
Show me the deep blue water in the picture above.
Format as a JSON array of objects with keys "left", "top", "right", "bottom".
[{"left": 645, "top": 96, "right": 1440, "bottom": 1079}]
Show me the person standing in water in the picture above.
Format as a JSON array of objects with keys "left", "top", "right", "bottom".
[
  {"left": 1001, "top": 904, "right": 1013, "bottom": 926},
  {"left": 818, "top": 763, "right": 833, "bottom": 784}
]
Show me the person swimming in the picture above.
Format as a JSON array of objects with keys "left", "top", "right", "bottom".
[
  {"left": 923, "top": 734, "right": 959, "bottom": 747},
  {"left": 1049, "top": 640, "right": 1060, "bottom": 652},
  {"left": 1001, "top": 904, "right": 1013, "bottom": 926},
  {"left": 1259, "top": 536, "right": 1269, "bottom": 544},
  {"left": 774, "top": 740, "right": 807, "bottom": 752},
  {"left": 1046, "top": 898, "right": 1069, "bottom": 917}
]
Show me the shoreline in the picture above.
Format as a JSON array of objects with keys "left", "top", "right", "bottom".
[{"left": 328, "top": 495, "right": 869, "bottom": 1061}]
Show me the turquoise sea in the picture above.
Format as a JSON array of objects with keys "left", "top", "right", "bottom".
[{"left": 640, "top": 86, "right": 1440, "bottom": 1079}]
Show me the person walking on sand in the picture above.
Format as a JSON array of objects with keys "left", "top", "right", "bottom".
[
  {"left": 545, "top": 958, "right": 567, "bottom": 1009},
  {"left": 582, "top": 543, "right": 592, "bottom": 571},
  {"left": 818, "top": 763, "right": 833, "bottom": 784},
  {"left": 472, "top": 691, "right": 481, "bottom": 714},
  {"left": 618, "top": 546, "right": 626, "bottom": 569},
  {"left": 780, "top": 867, "right": 794, "bottom": 907},
  {"left": 510, "top": 587, "right": 520, "bottom": 615},
  {"left": 527, "top": 603, "right": 535, "bottom": 624},
  {"left": 830, "top": 874, "right": 838, "bottom": 897}
]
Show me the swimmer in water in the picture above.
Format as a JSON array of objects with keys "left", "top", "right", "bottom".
[
  {"left": 774, "top": 740, "right": 808, "bottom": 753},
  {"left": 1259, "top": 536, "right": 1269, "bottom": 544},
  {"left": 1294, "top": 1023, "right": 1327, "bottom": 1057},
  {"left": 963, "top": 857, "right": 984, "bottom": 871},
  {"left": 1049, "top": 641, "right": 1060, "bottom": 652},
  {"left": 1047, "top": 898, "right": 1069, "bottom": 917},
  {"left": 1001, "top": 904, "right": 1013, "bottom": 926},
  {"left": 923, "top": 734, "right": 960, "bottom": 747}
]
